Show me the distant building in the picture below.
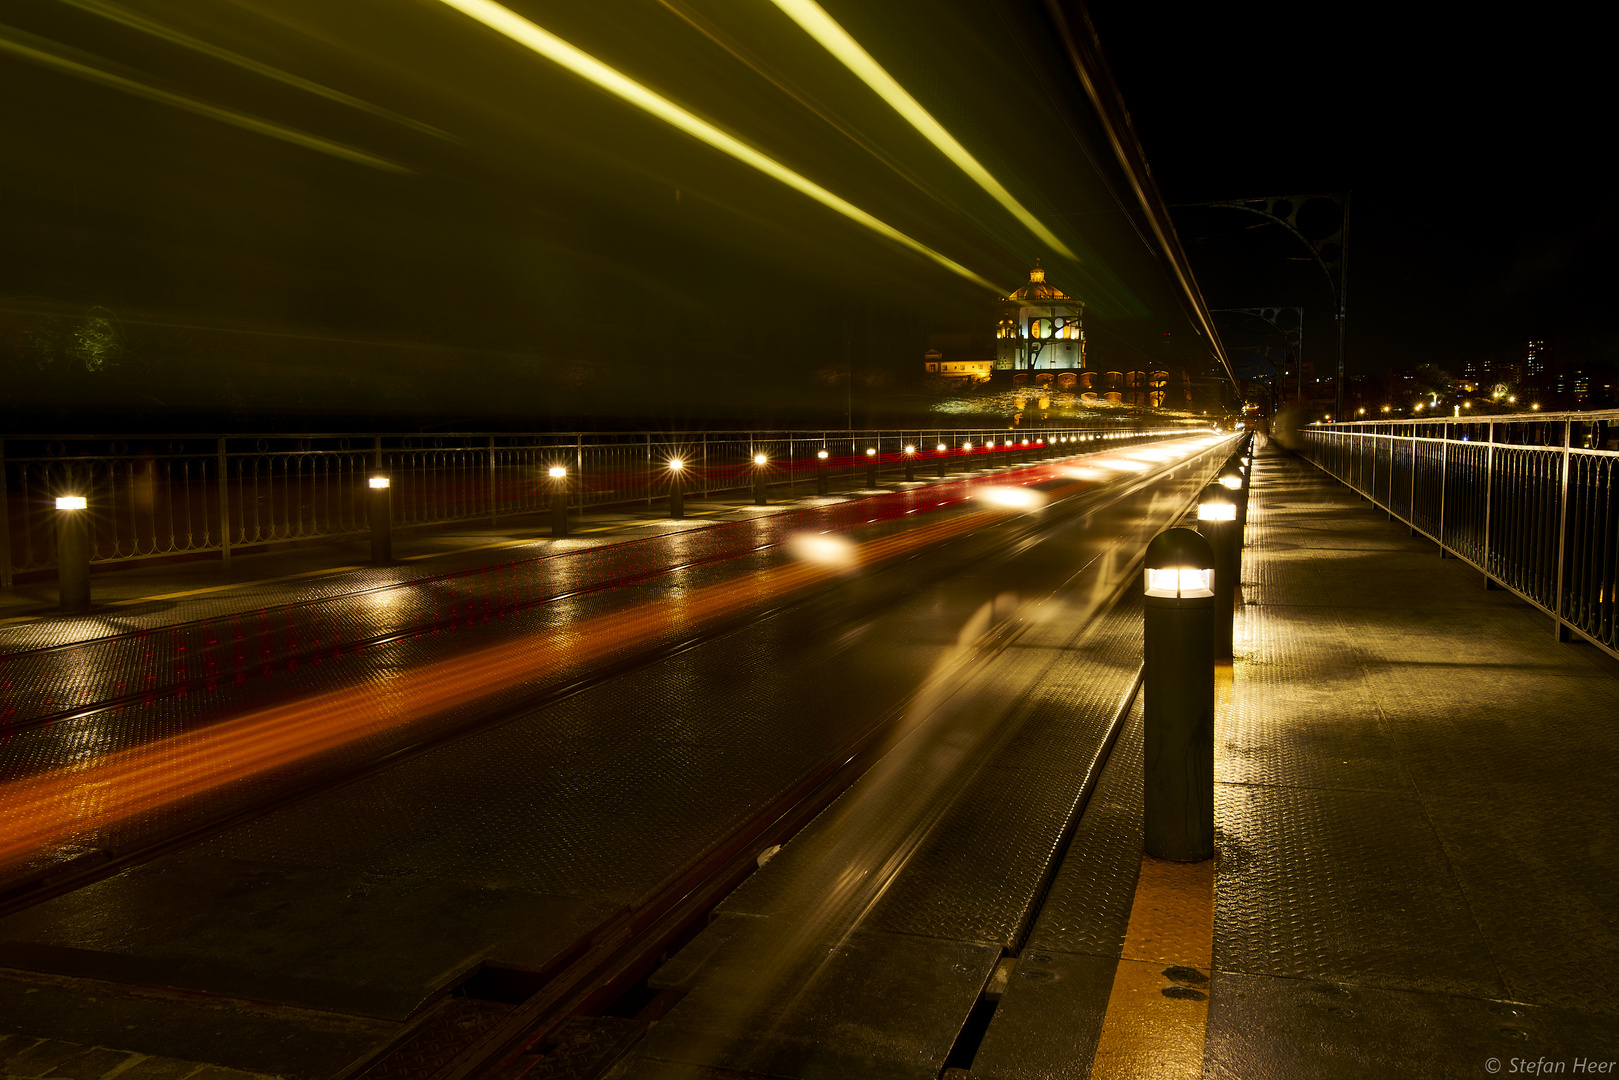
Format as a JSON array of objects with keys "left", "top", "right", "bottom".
[
  {"left": 993, "top": 264, "right": 1085, "bottom": 371},
  {"left": 922, "top": 332, "right": 995, "bottom": 383},
  {"left": 1526, "top": 340, "right": 1547, "bottom": 379}
]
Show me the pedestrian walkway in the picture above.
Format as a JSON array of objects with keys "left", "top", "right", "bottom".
[{"left": 967, "top": 440, "right": 1619, "bottom": 1079}]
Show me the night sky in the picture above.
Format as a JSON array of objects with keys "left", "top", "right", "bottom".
[
  {"left": 1088, "top": 1, "right": 1614, "bottom": 385},
  {"left": 3, "top": 0, "right": 1608, "bottom": 428}
]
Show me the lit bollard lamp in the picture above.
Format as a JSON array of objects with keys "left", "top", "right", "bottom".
[
  {"left": 549, "top": 466, "right": 569, "bottom": 537},
  {"left": 903, "top": 444, "right": 916, "bottom": 481},
  {"left": 367, "top": 474, "right": 392, "bottom": 563},
  {"left": 752, "top": 453, "right": 769, "bottom": 505},
  {"left": 1143, "top": 527, "right": 1217, "bottom": 862},
  {"left": 1198, "top": 483, "right": 1240, "bottom": 659},
  {"left": 668, "top": 459, "right": 685, "bottom": 519},
  {"left": 936, "top": 442, "right": 948, "bottom": 479},
  {"left": 1218, "top": 459, "right": 1249, "bottom": 533},
  {"left": 55, "top": 495, "right": 91, "bottom": 612},
  {"left": 864, "top": 447, "right": 878, "bottom": 488},
  {"left": 816, "top": 449, "right": 830, "bottom": 495}
]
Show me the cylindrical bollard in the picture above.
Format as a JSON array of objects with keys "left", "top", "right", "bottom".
[
  {"left": 1197, "top": 483, "right": 1240, "bottom": 659},
  {"left": 816, "top": 450, "right": 829, "bottom": 495},
  {"left": 549, "top": 466, "right": 569, "bottom": 536},
  {"left": 668, "top": 460, "right": 685, "bottom": 519},
  {"left": 903, "top": 446, "right": 916, "bottom": 481},
  {"left": 55, "top": 495, "right": 90, "bottom": 612},
  {"left": 368, "top": 475, "right": 392, "bottom": 563},
  {"left": 752, "top": 453, "right": 768, "bottom": 505},
  {"left": 936, "top": 443, "right": 947, "bottom": 479},
  {"left": 1218, "top": 459, "right": 1249, "bottom": 533},
  {"left": 864, "top": 448, "right": 877, "bottom": 488},
  {"left": 1142, "top": 528, "right": 1216, "bottom": 861}
]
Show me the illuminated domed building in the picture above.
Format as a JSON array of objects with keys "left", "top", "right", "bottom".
[{"left": 994, "top": 263, "right": 1084, "bottom": 372}]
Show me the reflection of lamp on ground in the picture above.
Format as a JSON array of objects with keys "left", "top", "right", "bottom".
[
  {"left": 55, "top": 495, "right": 90, "bottom": 612},
  {"left": 1142, "top": 527, "right": 1216, "bottom": 862},
  {"left": 549, "top": 466, "right": 569, "bottom": 536},
  {"left": 368, "top": 474, "right": 392, "bottom": 563},
  {"left": 668, "top": 459, "right": 685, "bottom": 519}
]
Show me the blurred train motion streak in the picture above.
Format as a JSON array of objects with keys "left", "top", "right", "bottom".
[{"left": 0, "top": 437, "right": 1219, "bottom": 874}]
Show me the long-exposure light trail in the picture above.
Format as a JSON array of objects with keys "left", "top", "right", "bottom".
[
  {"left": 432, "top": 0, "right": 1005, "bottom": 293},
  {"left": 768, "top": 0, "right": 1077, "bottom": 260},
  {"left": 0, "top": 438, "right": 1221, "bottom": 874}
]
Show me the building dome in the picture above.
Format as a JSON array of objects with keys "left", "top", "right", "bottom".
[{"left": 1008, "top": 264, "right": 1069, "bottom": 302}]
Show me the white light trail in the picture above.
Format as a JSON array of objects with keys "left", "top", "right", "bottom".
[
  {"left": 436, "top": 0, "right": 1004, "bottom": 293},
  {"left": 769, "top": 0, "right": 1075, "bottom": 260}
]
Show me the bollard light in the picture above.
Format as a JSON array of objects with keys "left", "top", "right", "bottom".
[
  {"left": 752, "top": 452, "right": 768, "bottom": 504},
  {"left": 903, "top": 444, "right": 916, "bottom": 481},
  {"left": 1198, "top": 484, "right": 1241, "bottom": 659},
  {"left": 866, "top": 447, "right": 877, "bottom": 456},
  {"left": 1142, "top": 527, "right": 1216, "bottom": 861},
  {"left": 817, "top": 449, "right": 829, "bottom": 459},
  {"left": 668, "top": 459, "right": 685, "bottom": 519},
  {"left": 549, "top": 466, "right": 569, "bottom": 536},
  {"left": 366, "top": 473, "right": 392, "bottom": 562},
  {"left": 55, "top": 494, "right": 91, "bottom": 611},
  {"left": 864, "top": 447, "right": 878, "bottom": 488}
]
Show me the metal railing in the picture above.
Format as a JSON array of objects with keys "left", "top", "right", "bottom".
[
  {"left": 1, "top": 422, "right": 1198, "bottom": 586},
  {"left": 1298, "top": 412, "right": 1619, "bottom": 658}
]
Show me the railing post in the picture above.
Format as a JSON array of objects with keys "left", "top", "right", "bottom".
[
  {"left": 1483, "top": 426, "right": 1495, "bottom": 588},
  {"left": 1438, "top": 436, "right": 1449, "bottom": 555},
  {"left": 0, "top": 437, "right": 12, "bottom": 589},
  {"left": 1555, "top": 420, "right": 1573, "bottom": 641},
  {"left": 489, "top": 434, "right": 498, "bottom": 526},
  {"left": 217, "top": 436, "right": 231, "bottom": 568},
  {"left": 575, "top": 434, "right": 584, "bottom": 511}
]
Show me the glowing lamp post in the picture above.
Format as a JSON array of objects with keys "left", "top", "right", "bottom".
[
  {"left": 367, "top": 474, "right": 392, "bottom": 563},
  {"left": 864, "top": 447, "right": 878, "bottom": 489},
  {"left": 549, "top": 466, "right": 569, "bottom": 537},
  {"left": 752, "top": 453, "right": 768, "bottom": 505},
  {"left": 668, "top": 459, "right": 685, "bottom": 519},
  {"left": 903, "top": 444, "right": 916, "bottom": 482},
  {"left": 816, "top": 449, "right": 830, "bottom": 496},
  {"left": 1198, "top": 484, "right": 1240, "bottom": 659},
  {"left": 936, "top": 442, "right": 948, "bottom": 479},
  {"left": 55, "top": 495, "right": 90, "bottom": 612},
  {"left": 1142, "top": 527, "right": 1216, "bottom": 862}
]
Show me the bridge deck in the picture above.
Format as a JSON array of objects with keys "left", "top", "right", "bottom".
[{"left": 2, "top": 440, "right": 1615, "bottom": 1079}]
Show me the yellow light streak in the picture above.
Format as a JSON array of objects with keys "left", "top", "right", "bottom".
[
  {"left": 0, "top": 24, "right": 408, "bottom": 173},
  {"left": 433, "top": 0, "right": 1002, "bottom": 293},
  {"left": 59, "top": 0, "right": 457, "bottom": 142},
  {"left": 769, "top": 0, "right": 1076, "bottom": 261}
]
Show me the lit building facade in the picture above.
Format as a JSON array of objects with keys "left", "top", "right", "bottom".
[{"left": 994, "top": 265, "right": 1084, "bottom": 371}]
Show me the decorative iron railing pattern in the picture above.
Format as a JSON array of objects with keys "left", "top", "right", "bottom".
[
  {"left": 1298, "top": 413, "right": 1619, "bottom": 658},
  {"left": 1, "top": 423, "right": 1193, "bottom": 585}
]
